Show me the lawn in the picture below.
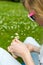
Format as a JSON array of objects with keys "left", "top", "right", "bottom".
[
  {"left": 0, "top": 1, "right": 43, "bottom": 63},
  {"left": 0, "top": 1, "right": 43, "bottom": 50}
]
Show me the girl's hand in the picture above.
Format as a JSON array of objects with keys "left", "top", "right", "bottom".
[
  {"left": 8, "top": 39, "right": 29, "bottom": 58},
  {"left": 8, "top": 39, "right": 35, "bottom": 65}
]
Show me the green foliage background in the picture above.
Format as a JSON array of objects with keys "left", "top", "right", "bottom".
[{"left": 0, "top": 2, "right": 43, "bottom": 50}]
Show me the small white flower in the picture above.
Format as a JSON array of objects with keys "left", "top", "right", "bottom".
[
  {"left": 15, "top": 36, "right": 20, "bottom": 39},
  {"left": 15, "top": 33, "right": 19, "bottom": 36},
  {"left": 11, "top": 36, "right": 14, "bottom": 39}
]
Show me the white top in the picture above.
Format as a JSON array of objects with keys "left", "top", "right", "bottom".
[{"left": 0, "top": 48, "right": 21, "bottom": 65}]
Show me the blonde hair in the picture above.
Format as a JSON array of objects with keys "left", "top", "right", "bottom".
[{"left": 22, "top": 0, "right": 43, "bottom": 18}]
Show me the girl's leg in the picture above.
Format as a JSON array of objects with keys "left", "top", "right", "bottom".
[
  {"left": 22, "top": 37, "right": 40, "bottom": 65},
  {"left": 24, "top": 37, "right": 40, "bottom": 47},
  {"left": 0, "top": 48, "right": 21, "bottom": 65}
]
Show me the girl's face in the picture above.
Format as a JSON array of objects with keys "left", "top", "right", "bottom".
[
  {"left": 34, "top": 14, "right": 43, "bottom": 26},
  {"left": 29, "top": 11, "right": 43, "bottom": 26}
]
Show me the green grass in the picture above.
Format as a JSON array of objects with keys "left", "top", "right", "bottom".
[
  {"left": 0, "top": 1, "right": 43, "bottom": 50},
  {"left": 0, "top": 1, "right": 43, "bottom": 63}
]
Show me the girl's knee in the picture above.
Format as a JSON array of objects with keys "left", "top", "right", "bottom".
[
  {"left": 25, "top": 37, "right": 34, "bottom": 40},
  {"left": 24, "top": 37, "right": 34, "bottom": 44},
  {"left": 24, "top": 37, "right": 40, "bottom": 47}
]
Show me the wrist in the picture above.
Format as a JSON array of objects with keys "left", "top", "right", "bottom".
[{"left": 22, "top": 49, "right": 35, "bottom": 65}]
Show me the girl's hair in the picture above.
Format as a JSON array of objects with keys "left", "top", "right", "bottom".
[{"left": 22, "top": 0, "right": 43, "bottom": 18}]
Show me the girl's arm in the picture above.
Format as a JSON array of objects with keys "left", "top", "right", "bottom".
[
  {"left": 22, "top": 49, "right": 35, "bottom": 65},
  {"left": 26, "top": 44, "right": 40, "bottom": 53},
  {"left": 32, "top": 45, "right": 40, "bottom": 53}
]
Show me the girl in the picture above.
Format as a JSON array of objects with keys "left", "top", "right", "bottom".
[{"left": 0, "top": 0, "right": 43, "bottom": 65}]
